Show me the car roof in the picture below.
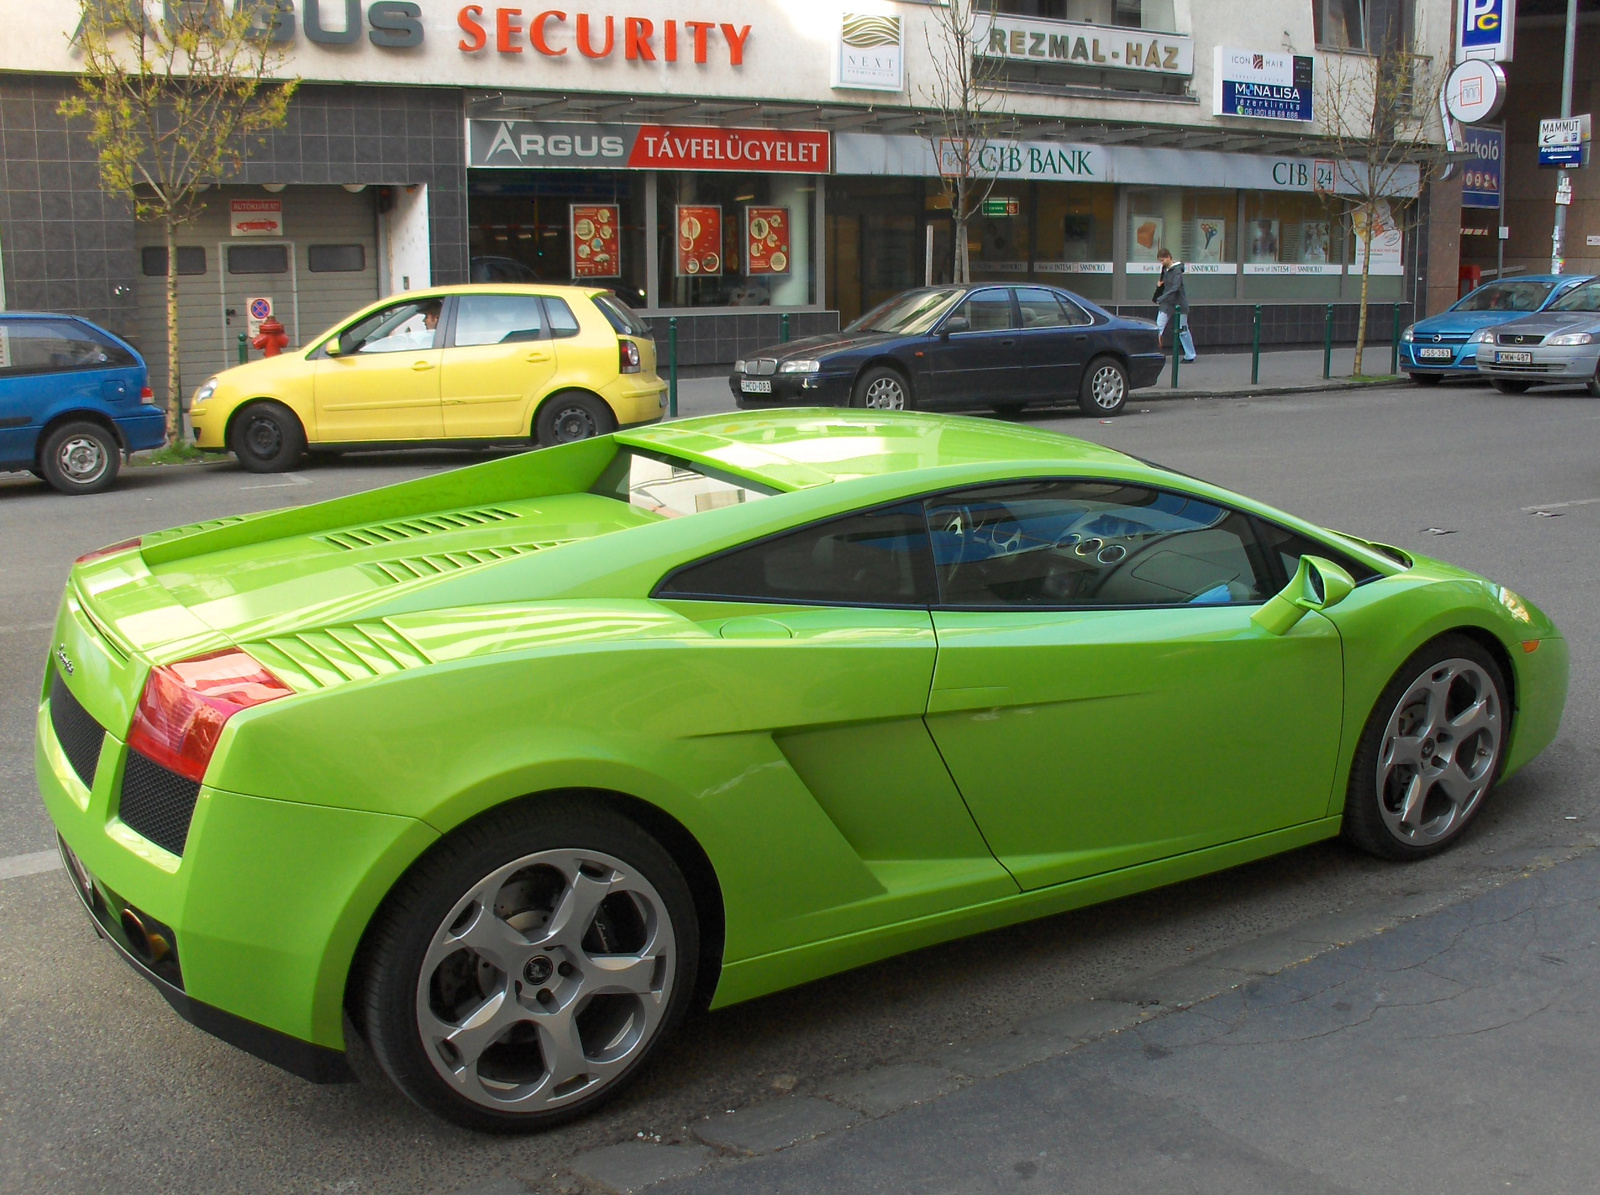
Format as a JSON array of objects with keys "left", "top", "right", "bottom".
[
  {"left": 616, "top": 410, "right": 1138, "bottom": 489},
  {"left": 403, "top": 283, "right": 608, "bottom": 300},
  {"left": 1475, "top": 274, "right": 1594, "bottom": 286}
]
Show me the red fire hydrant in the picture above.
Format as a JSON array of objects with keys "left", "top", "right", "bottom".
[{"left": 251, "top": 317, "right": 289, "bottom": 358}]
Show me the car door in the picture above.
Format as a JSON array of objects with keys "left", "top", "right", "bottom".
[
  {"left": 922, "top": 288, "right": 1025, "bottom": 406},
  {"left": 0, "top": 318, "right": 135, "bottom": 465},
  {"left": 313, "top": 296, "right": 444, "bottom": 442},
  {"left": 920, "top": 479, "right": 1345, "bottom": 892},
  {"left": 440, "top": 293, "right": 558, "bottom": 439},
  {"left": 651, "top": 496, "right": 1016, "bottom": 941},
  {"left": 1015, "top": 287, "right": 1094, "bottom": 401}
]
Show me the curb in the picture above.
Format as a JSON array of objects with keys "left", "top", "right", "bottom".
[{"left": 1132, "top": 376, "right": 1409, "bottom": 402}]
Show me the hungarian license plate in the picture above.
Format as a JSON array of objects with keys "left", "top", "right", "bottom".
[
  {"left": 1495, "top": 351, "right": 1533, "bottom": 365},
  {"left": 741, "top": 379, "right": 773, "bottom": 394},
  {"left": 1417, "top": 347, "right": 1453, "bottom": 360}
]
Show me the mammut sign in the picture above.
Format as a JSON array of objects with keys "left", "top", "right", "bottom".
[{"left": 470, "top": 120, "right": 830, "bottom": 172}]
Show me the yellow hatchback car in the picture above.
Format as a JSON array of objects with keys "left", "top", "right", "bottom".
[{"left": 189, "top": 285, "right": 666, "bottom": 471}]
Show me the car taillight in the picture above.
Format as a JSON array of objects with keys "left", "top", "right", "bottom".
[
  {"left": 139, "top": 386, "right": 156, "bottom": 404},
  {"left": 619, "top": 339, "right": 642, "bottom": 374},
  {"left": 126, "top": 650, "right": 292, "bottom": 783},
  {"left": 75, "top": 538, "right": 142, "bottom": 565}
]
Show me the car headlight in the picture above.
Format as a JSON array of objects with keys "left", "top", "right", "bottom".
[
  {"left": 1401, "top": 325, "right": 1415, "bottom": 342},
  {"left": 733, "top": 360, "right": 747, "bottom": 374},
  {"left": 192, "top": 377, "right": 218, "bottom": 404},
  {"left": 1496, "top": 586, "right": 1532, "bottom": 624},
  {"left": 779, "top": 359, "right": 823, "bottom": 374},
  {"left": 1469, "top": 328, "right": 1496, "bottom": 344},
  {"left": 1546, "top": 332, "right": 1596, "bottom": 346}
]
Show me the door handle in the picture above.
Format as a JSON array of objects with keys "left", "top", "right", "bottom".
[
  {"left": 1073, "top": 334, "right": 1089, "bottom": 343},
  {"left": 411, "top": 360, "right": 435, "bottom": 371},
  {"left": 1001, "top": 338, "right": 1017, "bottom": 347},
  {"left": 524, "top": 351, "right": 552, "bottom": 363}
]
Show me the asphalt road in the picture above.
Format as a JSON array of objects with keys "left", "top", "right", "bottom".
[{"left": 1, "top": 379, "right": 1596, "bottom": 1194}]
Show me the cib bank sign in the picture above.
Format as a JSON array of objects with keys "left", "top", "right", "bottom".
[{"left": 1458, "top": 0, "right": 1515, "bottom": 63}]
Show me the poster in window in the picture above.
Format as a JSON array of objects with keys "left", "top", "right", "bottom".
[
  {"left": 1300, "top": 221, "right": 1332, "bottom": 264},
  {"left": 1248, "top": 219, "right": 1281, "bottom": 263},
  {"left": 1130, "top": 215, "right": 1164, "bottom": 261},
  {"left": 676, "top": 205, "right": 723, "bottom": 277},
  {"left": 745, "top": 207, "right": 791, "bottom": 275},
  {"left": 570, "top": 204, "right": 621, "bottom": 279},
  {"left": 1190, "top": 218, "right": 1226, "bottom": 264}
]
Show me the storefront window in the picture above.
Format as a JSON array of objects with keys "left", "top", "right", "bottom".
[
  {"left": 659, "top": 173, "right": 817, "bottom": 309},
  {"left": 1033, "top": 183, "right": 1115, "bottom": 302},
  {"left": 468, "top": 171, "right": 647, "bottom": 305},
  {"left": 1242, "top": 192, "right": 1345, "bottom": 300},
  {"left": 827, "top": 178, "right": 927, "bottom": 325},
  {"left": 1124, "top": 188, "right": 1236, "bottom": 301},
  {"left": 980, "top": 0, "right": 1179, "bottom": 31}
]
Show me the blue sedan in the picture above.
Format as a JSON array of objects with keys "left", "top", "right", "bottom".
[
  {"left": 1400, "top": 275, "right": 1595, "bottom": 385},
  {"left": 0, "top": 312, "right": 165, "bottom": 494}
]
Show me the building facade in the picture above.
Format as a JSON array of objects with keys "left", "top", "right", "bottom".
[{"left": 0, "top": 0, "right": 1446, "bottom": 398}]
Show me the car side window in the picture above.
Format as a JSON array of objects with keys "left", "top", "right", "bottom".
[
  {"left": 1015, "top": 287, "right": 1077, "bottom": 329},
  {"left": 655, "top": 502, "right": 937, "bottom": 607},
  {"left": 0, "top": 320, "right": 137, "bottom": 376},
  {"left": 452, "top": 294, "right": 545, "bottom": 347},
  {"left": 951, "top": 289, "right": 1015, "bottom": 332},
  {"left": 925, "top": 481, "right": 1275, "bottom": 609},
  {"left": 1254, "top": 519, "right": 1380, "bottom": 586},
  {"left": 543, "top": 297, "right": 583, "bottom": 339},
  {"left": 342, "top": 300, "right": 443, "bottom": 355}
]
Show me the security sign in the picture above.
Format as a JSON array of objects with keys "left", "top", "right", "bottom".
[{"left": 1458, "top": 0, "right": 1515, "bottom": 63}]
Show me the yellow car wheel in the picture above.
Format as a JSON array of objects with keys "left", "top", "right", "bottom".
[
  {"left": 536, "top": 391, "right": 617, "bottom": 447},
  {"left": 230, "top": 401, "right": 307, "bottom": 474}
]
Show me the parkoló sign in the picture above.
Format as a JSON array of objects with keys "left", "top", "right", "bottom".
[{"left": 470, "top": 121, "right": 831, "bottom": 172}]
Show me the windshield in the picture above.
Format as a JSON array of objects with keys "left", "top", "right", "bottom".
[
  {"left": 1453, "top": 281, "right": 1556, "bottom": 313},
  {"left": 1551, "top": 282, "right": 1600, "bottom": 313},
  {"left": 592, "top": 448, "right": 778, "bottom": 519},
  {"left": 846, "top": 289, "right": 964, "bottom": 335}
]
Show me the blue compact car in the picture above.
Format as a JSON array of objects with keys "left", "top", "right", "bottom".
[
  {"left": 1399, "top": 275, "right": 1596, "bottom": 385},
  {"left": 0, "top": 312, "right": 165, "bottom": 494}
]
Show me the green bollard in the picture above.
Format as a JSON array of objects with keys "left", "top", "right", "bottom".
[
  {"left": 1323, "top": 304, "right": 1334, "bottom": 380},
  {"left": 1250, "top": 304, "right": 1262, "bottom": 385},
  {"left": 1391, "top": 304, "right": 1401, "bottom": 376},
  {"left": 668, "top": 317, "right": 679, "bottom": 419},
  {"left": 1170, "top": 318, "right": 1181, "bottom": 389},
  {"left": 781, "top": 312, "right": 791, "bottom": 343},
  {"left": 238, "top": 331, "right": 248, "bottom": 365}
]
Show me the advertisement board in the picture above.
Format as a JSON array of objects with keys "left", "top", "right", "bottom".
[
  {"left": 471, "top": 121, "right": 830, "bottom": 172},
  {"left": 1461, "top": 127, "right": 1504, "bottom": 209},
  {"left": 229, "top": 199, "right": 283, "bottom": 237},
  {"left": 745, "top": 207, "right": 791, "bottom": 275},
  {"left": 835, "top": 13, "right": 904, "bottom": 92},
  {"left": 1214, "top": 49, "right": 1314, "bottom": 122},
  {"left": 570, "top": 205, "right": 621, "bottom": 278},
  {"left": 676, "top": 206, "right": 723, "bottom": 276}
]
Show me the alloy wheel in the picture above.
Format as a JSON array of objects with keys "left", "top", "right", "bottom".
[
  {"left": 415, "top": 848, "right": 676, "bottom": 1113},
  {"left": 1375, "top": 658, "right": 1501, "bottom": 847},
  {"left": 1089, "top": 364, "right": 1126, "bottom": 410},
  {"left": 863, "top": 377, "right": 907, "bottom": 410},
  {"left": 56, "top": 436, "right": 109, "bottom": 484}
]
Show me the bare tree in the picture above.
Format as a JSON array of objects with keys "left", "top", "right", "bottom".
[
  {"left": 62, "top": 0, "right": 297, "bottom": 444},
  {"left": 918, "top": 0, "right": 1010, "bottom": 285},
  {"left": 1317, "top": 28, "right": 1446, "bottom": 375}
]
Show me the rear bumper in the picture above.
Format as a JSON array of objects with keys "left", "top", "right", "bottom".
[
  {"left": 116, "top": 407, "right": 169, "bottom": 452},
  {"left": 1128, "top": 353, "right": 1167, "bottom": 389},
  {"left": 604, "top": 378, "right": 669, "bottom": 426}
]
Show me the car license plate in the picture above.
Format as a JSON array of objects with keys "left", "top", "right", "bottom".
[
  {"left": 1417, "top": 347, "right": 1453, "bottom": 360},
  {"left": 741, "top": 379, "right": 773, "bottom": 394},
  {"left": 1495, "top": 351, "right": 1533, "bottom": 365}
]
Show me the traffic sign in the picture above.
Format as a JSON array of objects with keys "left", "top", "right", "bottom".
[
  {"left": 246, "top": 296, "right": 274, "bottom": 337},
  {"left": 1539, "top": 115, "right": 1591, "bottom": 168}
]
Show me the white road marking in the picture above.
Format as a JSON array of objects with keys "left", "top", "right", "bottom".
[
  {"left": 0, "top": 622, "right": 54, "bottom": 636},
  {"left": 241, "top": 474, "right": 313, "bottom": 491},
  {"left": 0, "top": 850, "right": 63, "bottom": 881},
  {"left": 1521, "top": 497, "right": 1600, "bottom": 512}
]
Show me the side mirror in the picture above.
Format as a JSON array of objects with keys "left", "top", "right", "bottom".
[
  {"left": 941, "top": 316, "right": 970, "bottom": 339},
  {"left": 323, "top": 337, "right": 344, "bottom": 358},
  {"left": 1251, "top": 554, "right": 1356, "bottom": 636}
]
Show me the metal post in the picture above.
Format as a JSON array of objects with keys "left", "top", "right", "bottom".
[
  {"left": 237, "top": 332, "right": 248, "bottom": 365},
  {"left": 1250, "top": 305, "right": 1262, "bottom": 385},
  {"left": 1552, "top": 0, "right": 1580, "bottom": 274},
  {"left": 1391, "top": 304, "right": 1401, "bottom": 375},
  {"left": 1170, "top": 319, "right": 1180, "bottom": 388},
  {"left": 1497, "top": 120, "right": 1507, "bottom": 282},
  {"left": 780, "top": 312, "right": 791, "bottom": 343},
  {"left": 668, "top": 318, "right": 679, "bottom": 418},
  {"left": 1323, "top": 304, "right": 1334, "bottom": 379}
]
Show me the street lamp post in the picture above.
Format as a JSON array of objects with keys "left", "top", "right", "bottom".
[{"left": 1551, "top": 0, "right": 1580, "bottom": 273}]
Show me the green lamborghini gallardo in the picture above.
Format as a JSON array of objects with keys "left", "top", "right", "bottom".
[{"left": 37, "top": 410, "right": 1566, "bottom": 1129}]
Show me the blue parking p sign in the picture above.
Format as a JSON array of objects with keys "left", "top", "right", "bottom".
[{"left": 1459, "top": 0, "right": 1515, "bottom": 63}]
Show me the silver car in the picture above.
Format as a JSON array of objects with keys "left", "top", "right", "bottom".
[{"left": 1473, "top": 278, "right": 1600, "bottom": 395}]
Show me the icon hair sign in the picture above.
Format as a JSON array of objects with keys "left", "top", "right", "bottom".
[{"left": 835, "top": 13, "right": 903, "bottom": 92}]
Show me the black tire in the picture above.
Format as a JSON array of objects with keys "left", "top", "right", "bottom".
[
  {"left": 1341, "top": 634, "right": 1509, "bottom": 862},
  {"left": 851, "top": 366, "right": 913, "bottom": 411},
  {"left": 1408, "top": 372, "right": 1443, "bottom": 386},
  {"left": 536, "top": 391, "right": 617, "bottom": 446},
  {"left": 1490, "top": 378, "right": 1531, "bottom": 395},
  {"left": 229, "top": 401, "right": 306, "bottom": 473},
  {"left": 1586, "top": 369, "right": 1600, "bottom": 398},
  {"left": 38, "top": 421, "right": 120, "bottom": 495},
  {"left": 1078, "top": 356, "right": 1129, "bottom": 416},
  {"left": 355, "top": 798, "right": 700, "bottom": 1132}
]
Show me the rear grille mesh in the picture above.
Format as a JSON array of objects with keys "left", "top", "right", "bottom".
[
  {"left": 49, "top": 673, "right": 105, "bottom": 791},
  {"left": 363, "top": 541, "right": 572, "bottom": 585},
  {"left": 316, "top": 508, "right": 522, "bottom": 551},
  {"left": 118, "top": 750, "right": 201, "bottom": 857}
]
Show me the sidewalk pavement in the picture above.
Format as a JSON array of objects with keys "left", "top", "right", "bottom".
[
  {"left": 669, "top": 347, "right": 1414, "bottom": 420},
  {"left": 555, "top": 846, "right": 1600, "bottom": 1195}
]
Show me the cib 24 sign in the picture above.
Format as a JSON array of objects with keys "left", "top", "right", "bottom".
[{"left": 1457, "top": 0, "right": 1515, "bottom": 63}]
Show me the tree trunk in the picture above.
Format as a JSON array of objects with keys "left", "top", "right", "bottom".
[
  {"left": 953, "top": 215, "right": 969, "bottom": 285},
  {"left": 164, "top": 215, "right": 182, "bottom": 445},
  {"left": 1355, "top": 226, "right": 1372, "bottom": 377}
]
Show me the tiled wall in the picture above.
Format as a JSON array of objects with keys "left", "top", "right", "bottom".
[
  {"left": 643, "top": 311, "right": 843, "bottom": 368},
  {"left": 0, "top": 79, "right": 468, "bottom": 339},
  {"left": 1107, "top": 302, "right": 1415, "bottom": 350}
]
